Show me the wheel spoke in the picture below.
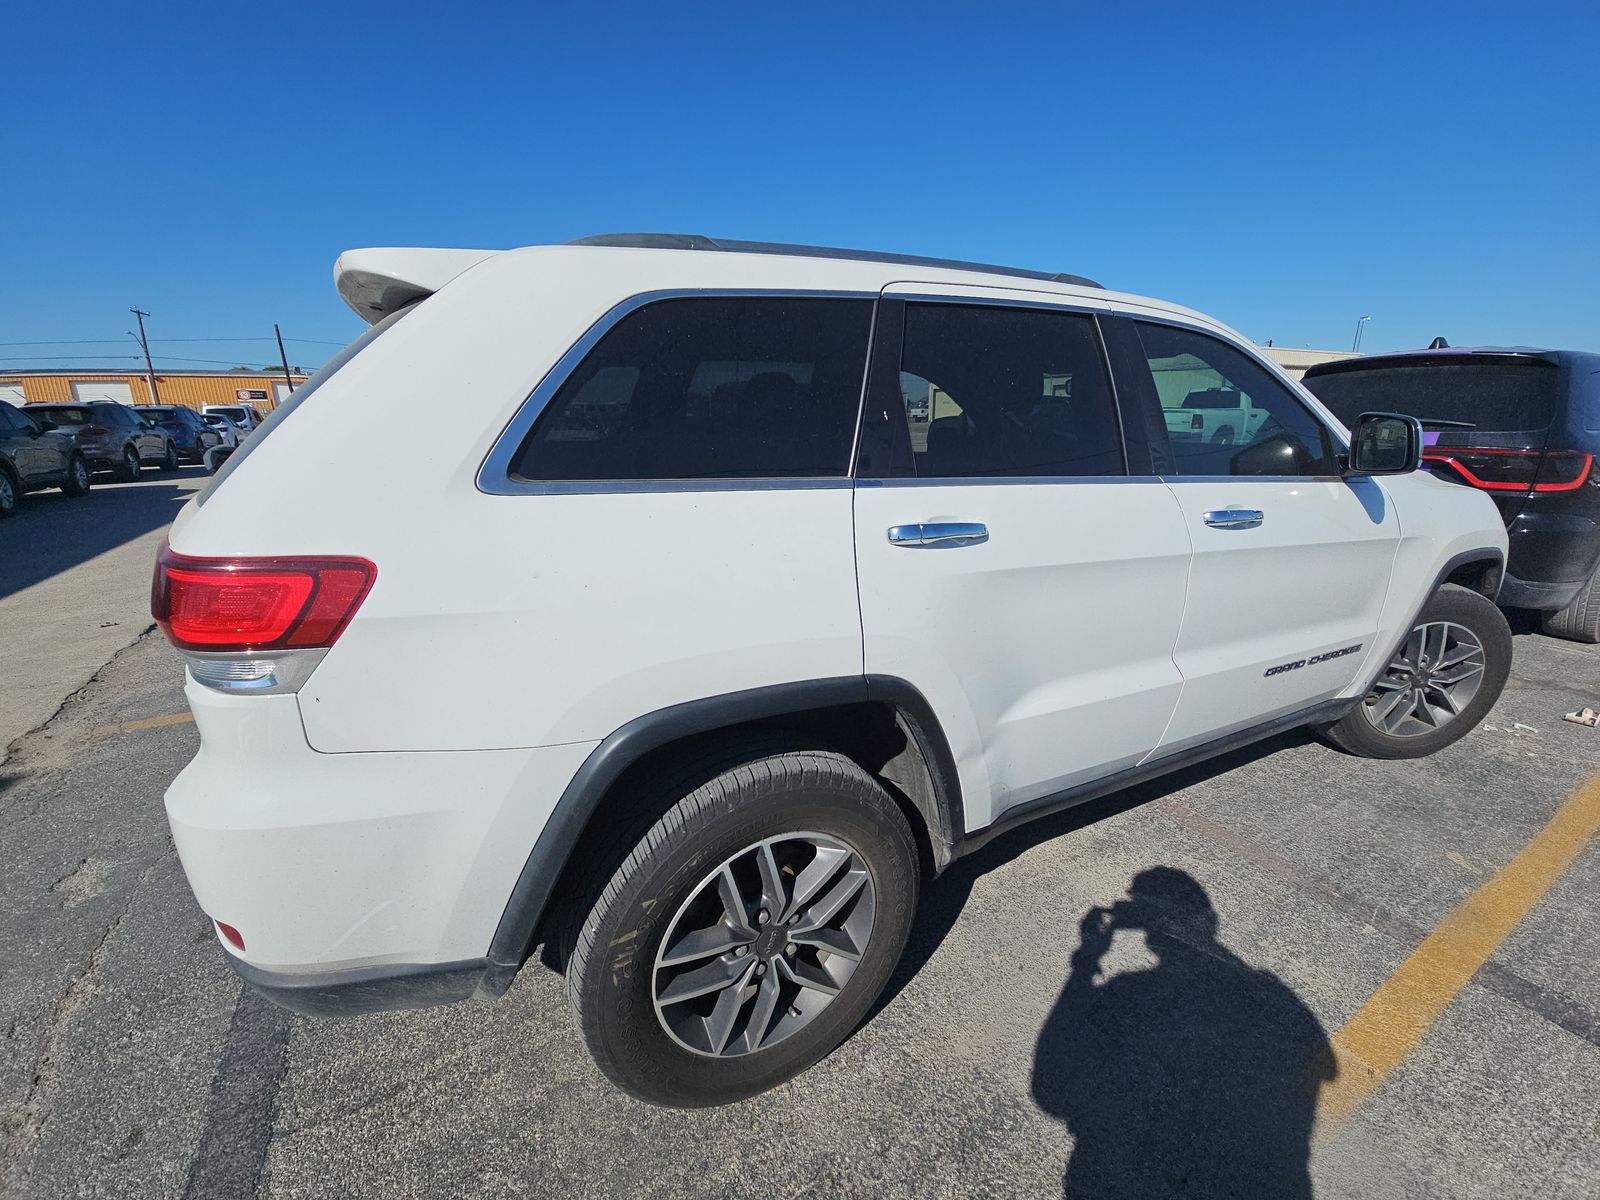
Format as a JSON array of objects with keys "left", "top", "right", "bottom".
[
  {"left": 782, "top": 845, "right": 850, "bottom": 922},
  {"left": 789, "top": 925, "right": 863, "bottom": 962},
  {"left": 1428, "top": 684, "right": 1463, "bottom": 716},
  {"left": 1371, "top": 675, "right": 1409, "bottom": 692},
  {"left": 1402, "top": 628, "right": 1425, "bottom": 669},
  {"left": 702, "top": 963, "right": 758, "bottom": 1054},
  {"left": 1432, "top": 660, "right": 1484, "bottom": 686},
  {"left": 737, "top": 967, "right": 784, "bottom": 1054},
  {"left": 777, "top": 954, "right": 841, "bottom": 996},
  {"left": 717, "top": 866, "right": 755, "bottom": 935},
  {"left": 1371, "top": 686, "right": 1412, "bottom": 728},
  {"left": 757, "top": 843, "right": 787, "bottom": 916},
  {"left": 659, "top": 920, "right": 754, "bottom": 967},
  {"left": 657, "top": 954, "right": 750, "bottom": 1006},
  {"left": 1436, "top": 642, "right": 1481, "bottom": 671},
  {"left": 1411, "top": 692, "right": 1441, "bottom": 728},
  {"left": 795, "top": 864, "right": 867, "bottom": 930}
]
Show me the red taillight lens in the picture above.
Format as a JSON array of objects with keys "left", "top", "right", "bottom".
[
  {"left": 1191, "top": 413, "right": 1204, "bottom": 430},
  {"left": 215, "top": 920, "right": 246, "bottom": 951},
  {"left": 151, "top": 542, "right": 376, "bottom": 652},
  {"left": 1423, "top": 448, "right": 1594, "bottom": 494}
]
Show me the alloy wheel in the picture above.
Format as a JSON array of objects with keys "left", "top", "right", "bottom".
[
  {"left": 1361, "top": 620, "right": 1486, "bottom": 737},
  {"left": 652, "top": 832, "right": 876, "bottom": 1058}
]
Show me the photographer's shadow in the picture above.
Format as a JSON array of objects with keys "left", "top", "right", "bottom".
[{"left": 1032, "top": 868, "right": 1334, "bottom": 1199}]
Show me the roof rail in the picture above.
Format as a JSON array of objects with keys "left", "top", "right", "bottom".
[{"left": 565, "top": 233, "right": 1102, "bottom": 289}]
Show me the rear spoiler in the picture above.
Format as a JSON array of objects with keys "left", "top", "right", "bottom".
[{"left": 333, "top": 247, "right": 498, "bottom": 323}]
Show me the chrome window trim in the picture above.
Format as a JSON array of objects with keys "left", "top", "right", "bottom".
[
  {"left": 1158, "top": 474, "right": 1347, "bottom": 485},
  {"left": 477, "top": 288, "right": 877, "bottom": 497}
]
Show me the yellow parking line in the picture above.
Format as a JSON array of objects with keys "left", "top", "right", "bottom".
[
  {"left": 1320, "top": 773, "right": 1600, "bottom": 1129},
  {"left": 90, "top": 711, "right": 195, "bottom": 738}
]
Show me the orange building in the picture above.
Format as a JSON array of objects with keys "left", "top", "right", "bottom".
[{"left": 0, "top": 368, "right": 309, "bottom": 412}]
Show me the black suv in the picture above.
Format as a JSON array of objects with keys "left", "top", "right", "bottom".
[{"left": 1304, "top": 348, "right": 1600, "bottom": 641}]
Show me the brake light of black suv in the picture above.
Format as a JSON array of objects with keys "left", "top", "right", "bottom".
[{"left": 1422, "top": 447, "right": 1594, "bottom": 494}]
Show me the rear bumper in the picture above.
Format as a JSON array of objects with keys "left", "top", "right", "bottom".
[
  {"left": 1502, "top": 509, "right": 1600, "bottom": 610},
  {"left": 164, "top": 677, "right": 595, "bottom": 999}
]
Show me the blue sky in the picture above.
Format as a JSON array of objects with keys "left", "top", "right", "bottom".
[{"left": 4, "top": 1, "right": 1596, "bottom": 371}]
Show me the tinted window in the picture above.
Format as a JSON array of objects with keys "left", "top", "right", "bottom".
[
  {"left": 35, "top": 406, "right": 93, "bottom": 425},
  {"left": 211, "top": 407, "right": 250, "bottom": 422},
  {"left": 874, "top": 303, "right": 1121, "bottom": 478},
  {"left": 0, "top": 403, "right": 21, "bottom": 432},
  {"left": 6, "top": 404, "right": 40, "bottom": 434},
  {"left": 512, "top": 297, "right": 873, "bottom": 481},
  {"left": 1129, "top": 323, "right": 1335, "bottom": 477},
  {"left": 1303, "top": 359, "right": 1559, "bottom": 434}
]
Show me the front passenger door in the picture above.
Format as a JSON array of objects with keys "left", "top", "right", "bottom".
[{"left": 1104, "top": 317, "right": 1399, "bottom": 755}]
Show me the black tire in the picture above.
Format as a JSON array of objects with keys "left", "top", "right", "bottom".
[
  {"left": 61, "top": 454, "right": 91, "bottom": 497},
  {"left": 1540, "top": 566, "right": 1600, "bottom": 644},
  {"left": 117, "top": 445, "right": 141, "bottom": 482},
  {"left": 159, "top": 441, "right": 179, "bottom": 472},
  {"left": 566, "top": 740, "right": 919, "bottom": 1107},
  {"left": 1320, "top": 584, "right": 1511, "bottom": 759},
  {"left": 0, "top": 466, "right": 18, "bottom": 518},
  {"left": 1211, "top": 426, "right": 1236, "bottom": 446}
]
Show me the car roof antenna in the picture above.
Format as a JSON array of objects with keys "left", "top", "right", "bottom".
[{"left": 1428, "top": 336, "right": 1450, "bottom": 349}]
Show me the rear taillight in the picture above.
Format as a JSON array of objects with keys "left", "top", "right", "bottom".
[
  {"left": 1191, "top": 413, "right": 1204, "bottom": 430},
  {"left": 151, "top": 542, "right": 376, "bottom": 652},
  {"left": 1422, "top": 448, "right": 1593, "bottom": 494},
  {"left": 80, "top": 425, "right": 110, "bottom": 442}
]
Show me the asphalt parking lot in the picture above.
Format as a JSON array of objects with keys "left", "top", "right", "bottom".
[{"left": 1, "top": 473, "right": 1597, "bottom": 1199}]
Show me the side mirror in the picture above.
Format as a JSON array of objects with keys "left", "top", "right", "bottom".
[{"left": 1346, "top": 412, "right": 1422, "bottom": 476}]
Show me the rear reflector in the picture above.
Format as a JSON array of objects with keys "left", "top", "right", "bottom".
[
  {"left": 215, "top": 920, "right": 246, "bottom": 951},
  {"left": 152, "top": 541, "right": 376, "bottom": 652},
  {"left": 1422, "top": 448, "right": 1594, "bottom": 494}
]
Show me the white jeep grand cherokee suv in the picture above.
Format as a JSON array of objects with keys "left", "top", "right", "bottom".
[{"left": 156, "top": 234, "right": 1510, "bottom": 1106}]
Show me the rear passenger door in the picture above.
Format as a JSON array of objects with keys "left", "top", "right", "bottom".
[
  {"left": 851, "top": 288, "right": 1190, "bottom": 831},
  {"left": 1102, "top": 316, "right": 1399, "bottom": 754}
]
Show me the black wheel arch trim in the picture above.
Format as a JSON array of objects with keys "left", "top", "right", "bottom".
[{"left": 481, "top": 674, "right": 964, "bottom": 987}]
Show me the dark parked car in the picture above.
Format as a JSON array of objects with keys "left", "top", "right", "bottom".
[
  {"left": 25, "top": 401, "right": 174, "bottom": 479},
  {"left": 0, "top": 400, "right": 91, "bottom": 516},
  {"left": 136, "top": 405, "right": 222, "bottom": 465},
  {"left": 1303, "top": 347, "right": 1600, "bottom": 641}
]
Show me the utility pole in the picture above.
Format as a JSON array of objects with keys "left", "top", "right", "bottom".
[
  {"left": 130, "top": 307, "right": 159, "bottom": 404},
  {"left": 274, "top": 323, "right": 295, "bottom": 401},
  {"left": 1351, "top": 315, "right": 1372, "bottom": 354}
]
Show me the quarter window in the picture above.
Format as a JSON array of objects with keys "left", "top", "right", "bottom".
[
  {"left": 1127, "top": 322, "right": 1335, "bottom": 477},
  {"left": 511, "top": 297, "right": 874, "bottom": 481},
  {"left": 871, "top": 303, "right": 1123, "bottom": 478}
]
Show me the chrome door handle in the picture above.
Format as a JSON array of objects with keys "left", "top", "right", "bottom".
[
  {"left": 1202, "top": 507, "right": 1265, "bottom": 529},
  {"left": 887, "top": 522, "right": 989, "bottom": 547}
]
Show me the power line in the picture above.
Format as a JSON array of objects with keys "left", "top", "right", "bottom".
[{"left": 0, "top": 335, "right": 347, "bottom": 347}]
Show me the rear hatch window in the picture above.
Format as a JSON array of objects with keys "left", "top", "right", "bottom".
[
  {"left": 1302, "top": 357, "right": 1574, "bottom": 515},
  {"left": 1303, "top": 357, "right": 1558, "bottom": 437}
]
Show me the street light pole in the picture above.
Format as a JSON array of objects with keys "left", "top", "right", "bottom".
[
  {"left": 1352, "top": 315, "right": 1372, "bottom": 354},
  {"left": 130, "top": 307, "right": 159, "bottom": 404}
]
